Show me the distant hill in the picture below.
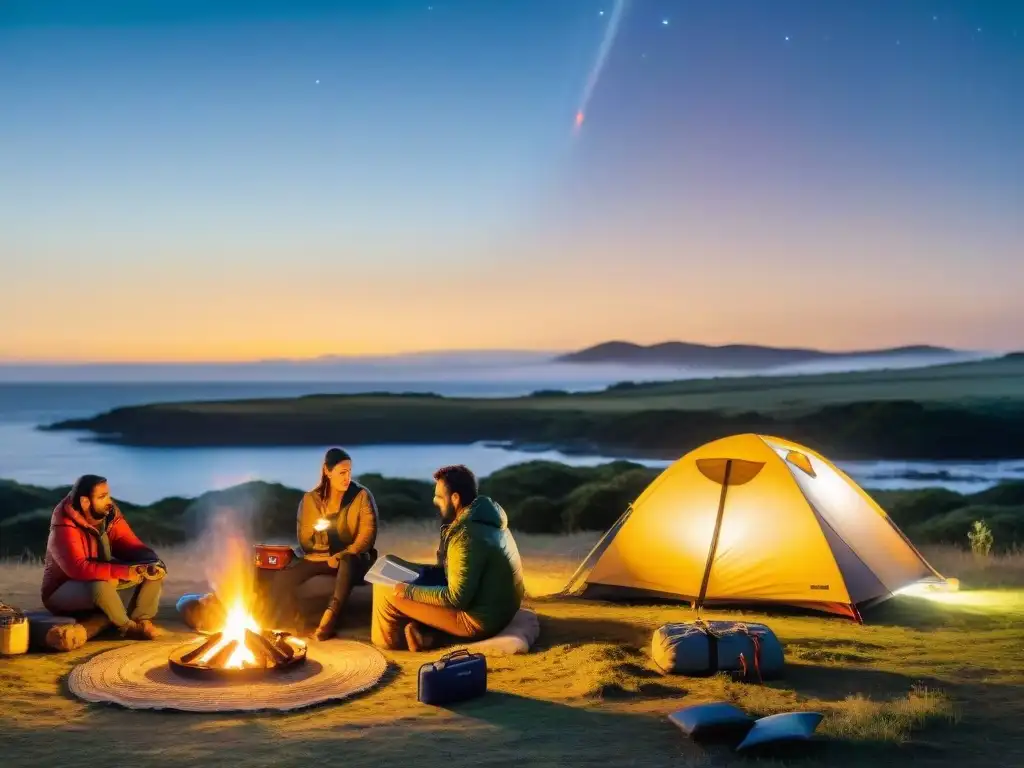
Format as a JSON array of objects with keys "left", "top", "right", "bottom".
[{"left": 556, "top": 341, "right": 967, "bottom": 369}]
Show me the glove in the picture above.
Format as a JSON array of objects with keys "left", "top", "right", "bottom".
[
  {"left": 145, "top": 562, "right": 167, "bottom": 580},
  {"left": 134, "top": 561, "right": 167, "bottom": 580}
]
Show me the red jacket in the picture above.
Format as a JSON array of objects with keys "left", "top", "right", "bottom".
[{"left": 41, "top": 495, "right": 158, "bottom": 608}]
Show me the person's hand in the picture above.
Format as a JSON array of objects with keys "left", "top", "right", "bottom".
[
  {"left": 393, "top": 583, "right": 409, "bottom": 599},
  {"left": 132, "top": 564, "right": 149, "bottom": 578},
  {"left": 327, "top": 552, "right": 343, "bottom": 568}
]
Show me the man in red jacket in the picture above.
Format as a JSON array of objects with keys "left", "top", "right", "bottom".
[{"left": 41, "top": 474, "right": 167, "bottom": 650}]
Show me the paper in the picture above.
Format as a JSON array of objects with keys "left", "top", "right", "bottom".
[{"left": 363, "top": 556, "right": 420, "bottom": 587}]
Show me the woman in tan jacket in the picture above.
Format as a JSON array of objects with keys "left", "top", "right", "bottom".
[{"left": 271, "top": 447, "right": 379, "bottom": 639}]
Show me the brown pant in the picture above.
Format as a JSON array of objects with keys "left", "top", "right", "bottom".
[
  {"left": 370, "top": 585, "right": 484, "bottom": 650},
  {"left": 46, "top": 573, "right": 162, "bottom": 628}
]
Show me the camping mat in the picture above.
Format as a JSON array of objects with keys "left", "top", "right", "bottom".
[{"left": 67, "top": 638, "right": 388, "bottom": 712}]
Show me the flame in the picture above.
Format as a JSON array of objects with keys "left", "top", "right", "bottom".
[
  {"left": 313, "top": 517, "right": 330, "bottom": 532},
  {"left": 198, "top": 601, "right": 261, "bottom": 668},
  {"left": 190, "top": 505, "right": 266, "bottom": 669}
]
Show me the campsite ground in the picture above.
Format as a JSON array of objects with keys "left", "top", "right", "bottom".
[{"left": 2, "top": 523, "right": 1023, "bottom": 768}]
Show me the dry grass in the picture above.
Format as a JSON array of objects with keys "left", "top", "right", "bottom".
[{"left": 2, "top": 528, "right": 1022, "bottom": 768}]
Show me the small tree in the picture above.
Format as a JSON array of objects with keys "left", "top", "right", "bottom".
[{"left": 968, "top": 520, "right": 994, "bottom": 557}]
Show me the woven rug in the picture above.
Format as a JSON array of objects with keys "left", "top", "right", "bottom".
[{"left": 68, "top": 638, "right": 388, "bottom": 713}]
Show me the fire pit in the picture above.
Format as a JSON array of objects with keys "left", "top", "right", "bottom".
[{"left": 167, "top": 602, "right": 307, "bottom": 681}]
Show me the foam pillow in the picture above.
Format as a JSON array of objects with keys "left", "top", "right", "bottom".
[
  {"left": 668, "top": 702, "right": 755, "bottom": 741},
  {"left": 463, "top": 608, "right": 540, "bottom": 656},
  {"left": 735, "top": 712, "right": 824, "bottom": 752}
]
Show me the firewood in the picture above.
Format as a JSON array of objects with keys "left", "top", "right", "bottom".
[
  {"left": 248, "top": 629, "right": 289, "bottom": 666},
  {"left": 261, "top": 629, "right": 295, "bottom": 659},
  {"left": 180, "top": 632, "right": 223, "bottom": 664},
  {"left": 206, "top": 639, "right": 238, "bottom": 668},
  {"left": 242, "top": 631, "right": 270, "bottom": 667}
]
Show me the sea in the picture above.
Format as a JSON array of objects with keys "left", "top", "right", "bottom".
[{"left": 1, "top": 371, "right": 1022, "bottom": 505}]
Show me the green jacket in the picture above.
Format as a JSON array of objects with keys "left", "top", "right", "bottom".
[{"left": 405, "top": 496, "right": 525, "bottom": 634}]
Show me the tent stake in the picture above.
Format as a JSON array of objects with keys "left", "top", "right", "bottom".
[{"left": 694, "top": 459, "right": 733, "bottom": 616}]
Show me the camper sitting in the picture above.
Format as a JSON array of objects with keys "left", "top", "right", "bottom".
[
  {"left": 371, "top": 464, "right": 525, "bottom": 652},
  {"left": 40, "top": 474, "right": 166, "bottom": 650}
]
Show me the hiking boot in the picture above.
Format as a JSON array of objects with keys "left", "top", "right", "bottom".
[
  {"left": 137, "top": 619, "right": 163, "bottom": 639},
  {"left": 44, "top": 623, "right": 88, "bottom": 652},
  {"left": 118, "top": 620, "right": 154, "bottom": 640},
  {"left": 404, "top": 621, "right": 439, "bottom": 653}
]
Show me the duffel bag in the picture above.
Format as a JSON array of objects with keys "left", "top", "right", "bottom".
[{"left": 652, "top": 620, "right": 785, "bottom": 681}]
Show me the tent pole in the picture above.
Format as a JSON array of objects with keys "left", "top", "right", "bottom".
[{"left": 694, "top": 459, "right": 733, "bottom": 615}]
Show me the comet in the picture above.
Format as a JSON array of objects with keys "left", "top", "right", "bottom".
[{"left": 573, "top": 0, "right": 630, "bottom": 135}]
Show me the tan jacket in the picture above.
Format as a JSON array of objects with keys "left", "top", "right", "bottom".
[{"left": 296, "top": 481, "right": 378, "bottom": 561}]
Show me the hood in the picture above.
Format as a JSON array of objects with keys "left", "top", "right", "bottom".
[
  {"left": 464, "top": 495, "right": 508, "bottom": 530},
  {"left": 51, "top": 493, "right": 118, "bottom": 531}
]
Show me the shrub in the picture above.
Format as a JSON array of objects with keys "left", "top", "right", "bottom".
[
  {"left": 509, "top": 495, "right": 563, "bottom": 534},
  {"left": 968, "top": 520, "right": 994, "bottom": 557}
]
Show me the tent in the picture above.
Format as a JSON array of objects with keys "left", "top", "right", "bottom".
[{"left": 563, "top": 434, "right": 947, "bottom": 620}]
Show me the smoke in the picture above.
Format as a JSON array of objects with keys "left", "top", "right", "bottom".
[{"left": 189, "top": 497, "right": 260, "bottom": 611}]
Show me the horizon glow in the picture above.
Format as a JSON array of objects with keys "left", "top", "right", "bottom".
[{"left": 2, "top": 1, "right": 1022, "bottom": 363}]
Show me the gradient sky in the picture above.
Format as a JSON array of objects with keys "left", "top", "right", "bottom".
[{"left": 2, "top": 0, "right": 1022, "bottom": 361}]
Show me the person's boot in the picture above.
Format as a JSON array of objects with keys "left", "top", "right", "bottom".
[
  {"left": 404, "top": 621, "right": 440, "bottom": 653},
  {"left": 44, "top": 623, "right": 88, "bottom": 652},
  {"left": 313, "top": 605, "right": 337, "bottom": 641},
  {"left": 118, "top": 619, "right": 154, "bottom": 640},
  {"left": 137, "top": 619, "right": 163, "bottom": 639}
]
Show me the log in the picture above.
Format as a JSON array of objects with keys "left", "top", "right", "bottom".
[
  {"left": 206, "top": 639, "right": 238, "bottom": 668},
  {"left": 242, "top": 631, "right": 270, "bottom": 668},
  {"left": 261, "top": 629, "right": 295, "bottom": 659},
  {"left": 180, "top": 632, "right": 224, "bottom": 664},
  {"left": 246, "top": 629, "right": 288, "bottom": 666}
]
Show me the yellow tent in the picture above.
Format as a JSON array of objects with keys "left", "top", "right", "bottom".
[{"left": 563, "top": 434, "right": 945, "bottom": 620}]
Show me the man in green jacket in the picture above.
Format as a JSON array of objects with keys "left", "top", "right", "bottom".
[{"left": 370, "top": 464, "right": 525, "bottom": 652}]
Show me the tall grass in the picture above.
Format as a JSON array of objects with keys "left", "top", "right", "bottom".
[
  {"left": 4, "top": 523, "right": 1024, "bottom": 611},
  {"left": 0, "top": 522, "right": 605, "bottom": 606}
]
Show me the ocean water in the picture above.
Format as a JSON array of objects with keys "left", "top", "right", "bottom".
[{"left": 0, "top": 379, "right": 1021, "bottom": 505}]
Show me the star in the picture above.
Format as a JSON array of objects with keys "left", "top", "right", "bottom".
[
  {"left": 315, "top": 79, "right": 320, "bottom": 84},
  {"left": 599, "top": 10, "right": 604, "bottom": 16},
  {"left": 784, "top": 35, "right": 790, "bottom": 42},
  {"left": 661, "top": 19, "right": 669, "bottom": 26}
]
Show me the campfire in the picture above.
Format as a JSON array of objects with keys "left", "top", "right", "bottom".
[
  {"left": 168, "top": 601, "right": 307, "bottom": 681},
  {"left": 167, "top": 508, "right": 307, "bottom": 681}
]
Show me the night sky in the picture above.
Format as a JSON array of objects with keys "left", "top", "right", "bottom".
[{"left": 2, "top": 1, "right": 1022, "bottom": 361}]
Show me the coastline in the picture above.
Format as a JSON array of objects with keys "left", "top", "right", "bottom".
[
  {"left": 41, "top": 398, "right": 1024, "bottom": 460},
  {"left": 37, "top": 355, "right": 1024, "bottom": 460}
]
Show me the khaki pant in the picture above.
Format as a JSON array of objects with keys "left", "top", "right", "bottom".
[
  {"left": 46, "top": 573, "right": 163, "bottom": 628},
  {"left": 370, "top": 585, "right": 485, "bottom": 650}
]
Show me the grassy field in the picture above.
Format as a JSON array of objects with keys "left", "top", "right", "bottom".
[{"left": 2, "top": 525, "right": 1023, "bottom": 767}]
